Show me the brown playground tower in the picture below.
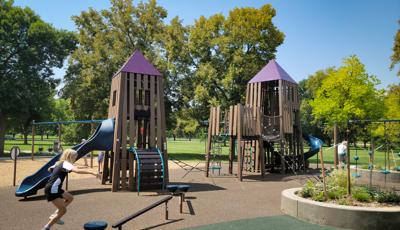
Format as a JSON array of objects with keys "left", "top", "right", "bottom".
[
  {"left": 103, "top": 51, "right": 168, "bottom": 192},
  {"left": 206, "top": 60, "right": 303, "bottom": 180}
]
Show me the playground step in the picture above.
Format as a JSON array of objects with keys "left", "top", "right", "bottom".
[
  {"left": 137, "top": 154, "right": 160, "bottom": 159},
  {"left": 140, "top": 165, "right": 163, "bottom": 170},
  {"left": 140, "top": 159, "right": 162, "bottom": 164}
]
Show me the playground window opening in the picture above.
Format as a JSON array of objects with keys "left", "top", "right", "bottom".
[{"left": 112, "top": 90, "right": 117, "bottom": 106}]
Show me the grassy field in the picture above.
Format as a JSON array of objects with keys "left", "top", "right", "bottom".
[{"left": 2, "top": 137, "right": 399, "bottom": 170}]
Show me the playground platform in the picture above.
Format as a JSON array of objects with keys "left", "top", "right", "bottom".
[{"left": 0, "top": 160, "right": 341, "bottom": 229}]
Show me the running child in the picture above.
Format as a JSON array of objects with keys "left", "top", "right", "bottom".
[{"left": 42, "top": 149, "right": 98, "bottom": 230}]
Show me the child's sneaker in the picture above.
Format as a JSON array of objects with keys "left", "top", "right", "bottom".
[{"left": 56, "top": 219, "right": 65, "bottom": 225}]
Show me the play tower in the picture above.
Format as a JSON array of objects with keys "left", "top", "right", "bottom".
[
  {"left": 206, "top": 60, "right": 304, "bottom": 180},
  {"left": 104, "top": 51, "right": 168, "bottom": 192}
]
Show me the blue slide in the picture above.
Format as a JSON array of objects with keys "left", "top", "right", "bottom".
[
  {"left": 303, "top": 134, "right": 324, "bottom": 160},
  {"left": 15, "top": 119, "right": 114, "bottom": 198}
]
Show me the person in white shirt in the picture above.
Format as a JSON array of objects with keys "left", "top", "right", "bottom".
[{"left": 337, "top": 141, "right": 348, "bottom": 169}]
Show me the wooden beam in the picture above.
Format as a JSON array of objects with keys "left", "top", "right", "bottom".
[
  {"left": 237, "top": 104, "right": 243, "bottom": 181},
  {"left": 149, "top": 76, "right": 155, "bottom": 147},
  {"left": 31, "top": 124, "right": 35, "bottom": 160},
  {"left": 112, "top": 73, "right": 124, "bottom": 191},
  {"left": 128, "top": 73, "right": 136, "bottom": 190},
  {"left": 121, "top": 72, "right": 128, "bottom": 190},
  {"left": 205, "top": 107, "right": 213, "bottom": 177}
]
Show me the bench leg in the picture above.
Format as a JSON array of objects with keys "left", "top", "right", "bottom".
[
  {"left": 165, "top": 200, "right": 169, "bottom": 220},
  {"left": 180, "top": 193, "right": 183, "bottom": 213}
]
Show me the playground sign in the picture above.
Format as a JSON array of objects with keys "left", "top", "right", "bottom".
[{"left": 10, "top": 146, "right": 20, "bottom": 160}]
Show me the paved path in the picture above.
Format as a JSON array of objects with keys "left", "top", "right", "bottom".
[{"left": 0, "top": 163, "right": 333, "bottom": 230}]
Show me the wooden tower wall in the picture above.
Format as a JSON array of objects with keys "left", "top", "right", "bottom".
[{"left": 108, "top": 71, "right": 168, "bottom": 192}]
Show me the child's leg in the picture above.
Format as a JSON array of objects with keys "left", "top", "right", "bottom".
[
  {"left": 49, "top": 192, "right": 73, "bottom": 219},
  {"left": 62, "top": 191, "right": 74, "bottom": 206},
  {"left": 46, "top": 198, "right": 67, "bottom": 228}
]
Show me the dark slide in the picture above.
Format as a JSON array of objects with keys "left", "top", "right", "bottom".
[
  {"left": 15, "top": 119, "right": 114, "bottom": 197},
  {"left": 303, "top": 134, "right": 323, "bottom": 160}
]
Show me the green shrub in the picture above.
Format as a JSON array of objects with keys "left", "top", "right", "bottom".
[
  {"left": 301, "top": 180, "right": 315, "bottom": 198},
  {"left": 312, "top": 191, "right": 326, "bottom": 202},
  {"left": 327, "top": 187, "right": 346, "bottom": 200},
  {"left": 326, "top": 169, "right": 353, "bottom": 189},
  {"left": 352, "top": 187, "right": 371, "bottom": 202},
  {"left": 376, "top": 191, "right": 400, "bottom": 203}
]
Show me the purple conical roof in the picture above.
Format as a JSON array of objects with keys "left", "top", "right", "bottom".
[
  {"left": 248, "top": 59, "right": 296, "bottom": 84},
  {"left": 116, "top": 50, "right": 161, "bottom": 76}
]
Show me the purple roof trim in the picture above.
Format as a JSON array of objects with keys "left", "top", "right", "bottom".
[
  {"left": 115, "top": 50, "right": 161, "bottom": 76},
  {"left": 248, "top": 59, "right": 297, "bottom": 84}
]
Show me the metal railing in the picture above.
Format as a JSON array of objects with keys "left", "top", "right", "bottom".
[{"left": 112, "top": 195, "right": 173, "bottom": 230}]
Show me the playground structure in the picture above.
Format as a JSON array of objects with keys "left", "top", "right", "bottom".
[
  {"left": 104, "top": 50, "right": 168, "bottom": 192},
  {"left": 206, "top": 60, "right": 314, "bottom": 180},
  {"left": 16, "top": 50, "right": 168, "bottom": 196}
]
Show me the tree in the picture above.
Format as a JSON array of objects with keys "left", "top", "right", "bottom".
[
  {"left": 373, "top": 85, "right": 400, "bottom": 144},
  {"left": 299, "top": 68, "right": 334, "bottom": 143},
  {"left": 63, "top": 0, "right": 168, "bottom": 137},
  {"left": 0, "top": 0, "right": 76, "bottom": 152},
  {"left": 390, "top": 20, "right": 400, "bottom": 76},
  {"left": 185, "top": 5, "right": 284, "bottom": 122},
  {"left": 310, "top": 56, "right": 384, "bottom": 138}
]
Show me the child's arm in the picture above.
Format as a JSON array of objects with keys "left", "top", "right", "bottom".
[{"left": 71, "top": 167, "right": 99, "bottom": 177}]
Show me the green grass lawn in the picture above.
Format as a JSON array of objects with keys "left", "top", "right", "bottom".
[{"left": 2, "top": 137, "right": 399, "bottom": 170}]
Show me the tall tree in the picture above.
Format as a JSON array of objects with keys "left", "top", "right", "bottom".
[
  {"left": 310, "top": 56, "right": 384, "bottom": 137},
  {"left": 299, "top": 68, "right": 334, "bottom": 143},
  {"left": 390, "top": 20, "right": 400, "bottom": 76},
  {"left": 63, "top": 0, "right": 168, "bottom": 137},
  {"left": 0, "top": 0, "right": 76, "bottom": 152},
  {"left": 186, "top": 5, "right": 285, "bottom": 121}
]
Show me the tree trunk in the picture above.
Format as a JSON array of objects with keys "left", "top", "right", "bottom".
[
  {"left": 363, "top": 140, "right": 367, "bottom": 148},
  {"left": 23, "top": 132, "right": 28, "bottom": 144},
  {"left": 0, "top": 113, "right": 6, "bottom": 154},
  {"left": 188, "top": 134, "right": 191, "bottom": 141}
]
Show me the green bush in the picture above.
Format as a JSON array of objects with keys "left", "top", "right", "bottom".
[
  {"left": 376, "top": 191, "right": 400, "bottom": 203},
  {"left": 301, "top": 180, "right": 315, "bottom": 198},
  {"left": 312, "top": 191, "right": 326, "bottom": 202},
  {"left": 352, "top": 187, "right": 371, "bottom": 202}
]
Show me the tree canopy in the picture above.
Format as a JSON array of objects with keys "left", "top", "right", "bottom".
[
  {"left": 0, "top": 0, "right": 76, "bottom": 152},
  {"left": 390, "top": 20, "right": 400, "bottom": 77},
  {"left": 62, "top": 0, "right": 284, "bottom": 137},
  {"left": 310, "top": 56, "right": 384, "bottom": 130}
]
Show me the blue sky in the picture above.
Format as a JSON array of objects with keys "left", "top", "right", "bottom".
[{"left": 14, "top": 0, "right": 400, "bottom": 88}]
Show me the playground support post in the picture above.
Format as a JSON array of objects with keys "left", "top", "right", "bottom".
[
  {"left": 333, "top": 123, "right": 338, "bottom": 169},
  {"left": 319, "top": 147, "right": 328, "bottom": 200},
  {"left": 13, "top": 154, "right": 17, "bottom": 186},
  {"left": 346, "top": 127, "right": 351, "bottom": 195},
  {"left": 237, "top": 104, "right": 243, "bottom": 181},
  {"left": 58, "top": 124, "right": 61, "bottom": 143},
  {"left": 31, "top": 122, "right": 35, "bottom": 160}
]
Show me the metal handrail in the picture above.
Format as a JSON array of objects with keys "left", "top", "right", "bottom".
[
  {"left": 112, "top": 195, "right": 173, "bottom": 230},
  {"left": 156, "top": 148, "right": 165, "bottom": 189},
  {"left": 129, "top": 147, "right": 141, "bottom": 194}
]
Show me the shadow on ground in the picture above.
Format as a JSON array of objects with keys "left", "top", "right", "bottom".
[{"left": 19, "top": 188, "right": 110, "bottom": 202}]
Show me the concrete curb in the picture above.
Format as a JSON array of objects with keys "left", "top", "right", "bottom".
[{"left": 281, "top": 188, "right": 400, "bottom": 230}]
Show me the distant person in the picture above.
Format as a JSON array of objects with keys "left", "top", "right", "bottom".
[
  {"left": 337, "top": 141, "right": 348, "bottom": 169},
  {"left": 98, "top": 151, "right": 105, "bottom": 174},
  {"left": 81, "top": 139, "right": 89, "bottom": 166},
  {"left": 42, "top": 149, "right": 98, "bottom": 230}
]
